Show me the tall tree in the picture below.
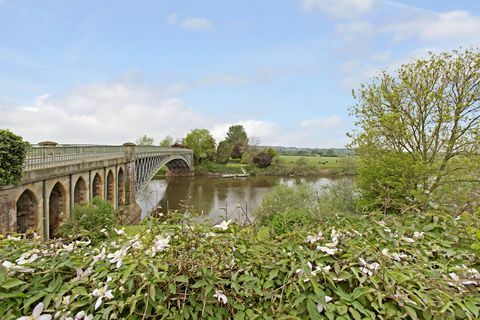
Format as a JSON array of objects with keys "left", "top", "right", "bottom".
[
  {"left": 350, "top": 49, "right": 480, "bottom": 213},
  {"left": 136, "top": 134, "right": 154, "bottom": 146},
  {"left": 225, "top": 125, "right": 248, "bottom": 158},
  {"left": 184, "top": 129, "right": 216, "bottom": 164},
  {"left": 159, "top": 135, "right": 173, "bottom": 147},
  {"left": 216, "top": 140, "right": 232, "bottom": 164},
  {"left": 0, "top": 130, "right": 29, "bottom": 186}
]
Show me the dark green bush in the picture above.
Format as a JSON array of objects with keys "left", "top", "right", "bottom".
[
  {"left": 0, "top": 129, "right": 29, "bottom": 186},
  {"left": 59, "top": 197, "right": 118, "bottom": 241}
]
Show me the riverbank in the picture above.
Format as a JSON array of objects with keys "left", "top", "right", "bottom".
[{"left": 193, "top": 156, "right": 357, "bottom": 178}]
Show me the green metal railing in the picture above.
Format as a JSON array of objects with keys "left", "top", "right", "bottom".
[{"left": 23, "top": 144, "right": 192, "bottom": 171}]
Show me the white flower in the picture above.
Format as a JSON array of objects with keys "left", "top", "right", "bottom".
[
  {"left": 62, "top": 243, "right": 74, "bottom": 252},
  {"left": 305, "top": 231, "right": 323, "bottom": 244},
  {"left": 92, "top": 285, "right": 114, "bottom": 310},
  {"left": 114, "top": 228, "right": 125, "bottom": 235},
  {"left": 151, "top": 235, "right": 171, "bottom": 257},
  {"left": 16, "top": 253, "right": 39, "bottom": 265},
  {"left": 204, "top": 232, "right": 217, "bottom": 237},
  {"left": 401, "top": 236, "right": 415, "bottom": 243},
  {"left": 384, "top": 227, "right": 392, "bottom": 233},
  {"left": 213, "top": 290, "right": 228, "bottom": 304},
  {"left": 359, "top": 258, "right": 380, "bottom": 276},
  {"left": 75, "top": 267, "right": 93, "bottom": 281},
  {"left": 378, "top": 220, "right": 386, "bottom": 226},
  {"left": 107, "top": 247, "right": 129, "bottom": 268},
  {"left": 7, "top": 235, "right": 21, "bottom": 241},
  {"left": 92, "top": 248, "right": 106, "bottom": 263},
  {"left": 413, "top": 232, "right": 424, "bottom": 240},
  {"left": 316, "top": 296, "right": 333, "bottom": 313},
  {"left": 2, "top": 260, "right": 34, "bottom": 273},
  {"left": 214, "top": 220, "right": 232, "bottom": 231},
  {"left": 70, "top": 311, "right": 93, "bottom": 320},
  {"left": 17, "top": 302, "right": 52, "bottom": 320},
  {"left": 316, "top": 246, "right": 337, "bottom": 255}
]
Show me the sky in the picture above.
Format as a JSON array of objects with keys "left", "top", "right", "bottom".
[{"left": 0, "top": 0, "right": 479, "bottom": 148}]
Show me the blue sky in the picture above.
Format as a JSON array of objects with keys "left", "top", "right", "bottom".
[{"left": 1, "top": 0, "right": 479, "bottom": 147}]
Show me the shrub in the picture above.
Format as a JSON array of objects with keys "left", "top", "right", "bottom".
[
  {"left": 58, "top": 197, "right": 118, "bottom": 242},
  {"left": 252, "top": 151, "right": 273, "bottom": 168},
  {"left": 0, "top": 211, "right": 478, "bottom": 319},
  {"left": 0, "top": 130, "right": 29, "bottom": 186}
]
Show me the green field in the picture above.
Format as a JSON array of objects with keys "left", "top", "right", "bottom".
[{"left": 278, "top": 155, "right": 341, "bottom": 168}]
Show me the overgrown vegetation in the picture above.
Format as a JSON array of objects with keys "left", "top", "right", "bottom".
[
  {"left": 58, "top": 197, "right": 119, "bottom": 242},
  {"left": 1, "top": 209, "right": 478, "bottom": 319},
  {"left": 0, "top": 129, "right": 29, "bottom": 186},
  {"left": 350, "top": 49, "right": 480, "bottom": 214}
]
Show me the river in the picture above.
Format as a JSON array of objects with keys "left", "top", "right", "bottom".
[{"left": 136, "top": 176, "right": 348, "bottom": 224}]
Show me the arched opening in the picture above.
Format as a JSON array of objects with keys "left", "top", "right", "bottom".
[
  {"left": 106, "top": 170, "right": 114, "bottom": 205},
  {"left": 118, "top": 167, "right": 125, "bottom": 205},
  {"left": 16, "top": 190, "right": 37, "bottom": 233},
  {"left": 74, "top": 177, "right": 87, "bottom": 205},
  {"left": 49, "top": 182, "right": 66, "bottom": 238},
  {"left": 92, "top": 173, "right": 103, "bottom": 199}
]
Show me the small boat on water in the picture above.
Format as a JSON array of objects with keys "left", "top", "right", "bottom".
[{"left": 221, "top": 167, "right": 250, "bottom": 178}]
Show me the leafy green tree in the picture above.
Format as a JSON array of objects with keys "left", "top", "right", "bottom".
[
  {"left": 350, "top": 49, "right": 480, "bottom": 213},
  {"left": 215, "top": 140, "right": 232, "bottom": 164},
  {"left": 0, "top": 130, "right": 29, "bottom": 186},
  {"left": 265, "top": 147, "right": 278, "bottom": 159},
  {"left": 184, "top": 129, "right": 216, "bottom": 164},
  {"left": 159, "top": 135, "right": 173, "bottom": 147},
  {"left": 136, "top": 134, "right": 154, "bottom": 146},
  {"left": 226, "top": 125, "right": 248, "bottom": 158}
]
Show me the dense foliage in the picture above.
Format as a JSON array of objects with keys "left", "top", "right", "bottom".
[
  {"left": 59, "top": 198, "right": 119, "bottom": 243},
  {"left": 0, "top": 129, "right": 29, "bottom": 186},
  {"left": 1, "top": 210, "right": 478, "bottom": 319},
  {"left": 136, "top": 135, "right": 155, "bottom": 146},
  {"left": 350, "top": 49, "right": 480, "bottom": 213},
  {"left": 252, "top": 152, "right": 273, "bottom": 168},
  {"left": 184, "top": 129, "right": 216, "bottom": 164},
  {"left": 159, "top": 136, "right": 174, "bottom": 147},
  {"left": 216, "top": 140, "right": 232, "bottom": 164}
]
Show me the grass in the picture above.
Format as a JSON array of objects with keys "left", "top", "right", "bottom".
[{"left": 278, "top": 155, "right": 341, "bottom": 168}]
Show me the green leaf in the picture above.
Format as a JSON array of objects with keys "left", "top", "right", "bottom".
[
  {"left": 1, "top": 279, "right": 25, "bottom": 289},
  {"left": 175, "top": 275, "right": 189, "bottom": 283},
  {"left": 307, "top": 299, "right": 321, "bottom": 320}
]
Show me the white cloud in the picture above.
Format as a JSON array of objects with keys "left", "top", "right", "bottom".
[
  {"left": 300, "top": 0, "right": 376, "bottom": 19},
  {"left": 167, "top": 14, "right": 215, "bottom": 31},
  {"left": 181, "top": 17, "right": 215, "bottom": 31},
  {"left": 383, "top": 10, "right": 480, "bottom": 43}
]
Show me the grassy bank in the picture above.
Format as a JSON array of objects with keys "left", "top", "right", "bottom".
[{"left": 193, "top": 156, "right": 357, "bottom": 177}]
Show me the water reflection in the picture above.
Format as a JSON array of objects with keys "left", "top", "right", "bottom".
[{"left": 136, "top": 176, "right": 343, "bottom": 224}]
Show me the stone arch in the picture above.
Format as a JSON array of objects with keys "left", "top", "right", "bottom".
[
  {"left": 49, "top": 182, "right": 66, "bottom": 238},
  {"left": 92, "top": 173, "right": 103, "bottom": 199},
  {"left": 16, "top": 189, "right": 37, "bottom": 233},
  {"left": 118, "top": 167, "right": 125, "bottom": 206},
  {"left": 74, "top": 177, "right": 87, "bottom": 205},
  {"left": 106, "top": 170, "right": 114, "bottom": 205}
]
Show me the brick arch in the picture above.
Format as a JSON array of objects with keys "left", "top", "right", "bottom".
[
  {"left": 49, "top": 182, "right": 66, "bottom": 238},
  {"left": 16, "top": 189, "right": 38, "bottom": 233},
  {"left": 74, "top": 176, "right": 87, "bottom": 205},
  {"left": 106, "top": 170, "right": 115, "bottom": 205},
  {"left": 92, "top": 173, "right": 103, "bottom": 199}
]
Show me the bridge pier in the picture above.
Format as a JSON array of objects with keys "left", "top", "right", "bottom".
[{"left": 0, "top": 143, "right": 193, "bottom": 239}]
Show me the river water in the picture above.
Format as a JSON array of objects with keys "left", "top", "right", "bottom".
[{"left": 136, "top": 176, "right": 346, "bottom": 224}]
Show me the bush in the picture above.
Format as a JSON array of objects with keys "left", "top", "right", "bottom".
[
  {"left": 58, "top": 197, "right": 118, "bottom": 242},
  {"left": 256, "top": 184, "right": 318, "bottom": 227},
  {"left": 0, "top": 211, "right": 478, "bottom": 319},
  {"left": 0, "top": 130, "right": 29, "bottom": 186},
  {"left": 252, "top": 151, "right": 273, "bottom": 168}
]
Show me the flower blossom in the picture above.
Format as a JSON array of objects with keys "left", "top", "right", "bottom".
[
  {"left": 213, "top": 290, "right": 228, "bottom": 304},
  {"left": 214, "top": 220, "right": 232, "bottom": 231},
  {"left": 16, "top": 253, "right": 39, "bottom": 265},
  {"left": 2, "top": 260, "right": 34, "bottom": 273},
  {"left": 151, "top": 235, "right": 171, "bottom": 257},
  {"left": 75, "top": 267, "right": 93, "bottom": 281},
  {"left": 17, "top": 302, "right": 51, "bottom": 320},
  {"left": 413, "top": 231, "right": 424, "bottom": 240},
  {"left": 359, "top": 258, "right": 380, "bottom": 276},
  {"left": 401, "top": 236, "right": 415, "bottom": 243},
  {"left": 107, "top": 247, "right": 129, "bottom": 268},
  {"left": 92, "top": 248, "right": 106, "bottom": 263},
  {"left": 66, "top": 311, "right": 93, "bottom": 320},
  {"left": 305, "top": 231, "right": 323, "bottom": 244},
  {"left": 114, "top": 228, "right": 125, "bottom": 235},
  {"left": 92, "top": 285, "right": 114, "bottom": 310},
  {"left": 316, "top": 246, "right": 337, "bottom": 255},
  {"left": 316, "top": 296, "right": 333, "bottom": 313}
]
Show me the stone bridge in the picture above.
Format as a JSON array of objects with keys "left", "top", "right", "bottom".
[{"left": 0, "top": 142, "right": 193, "bottom": 239}]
